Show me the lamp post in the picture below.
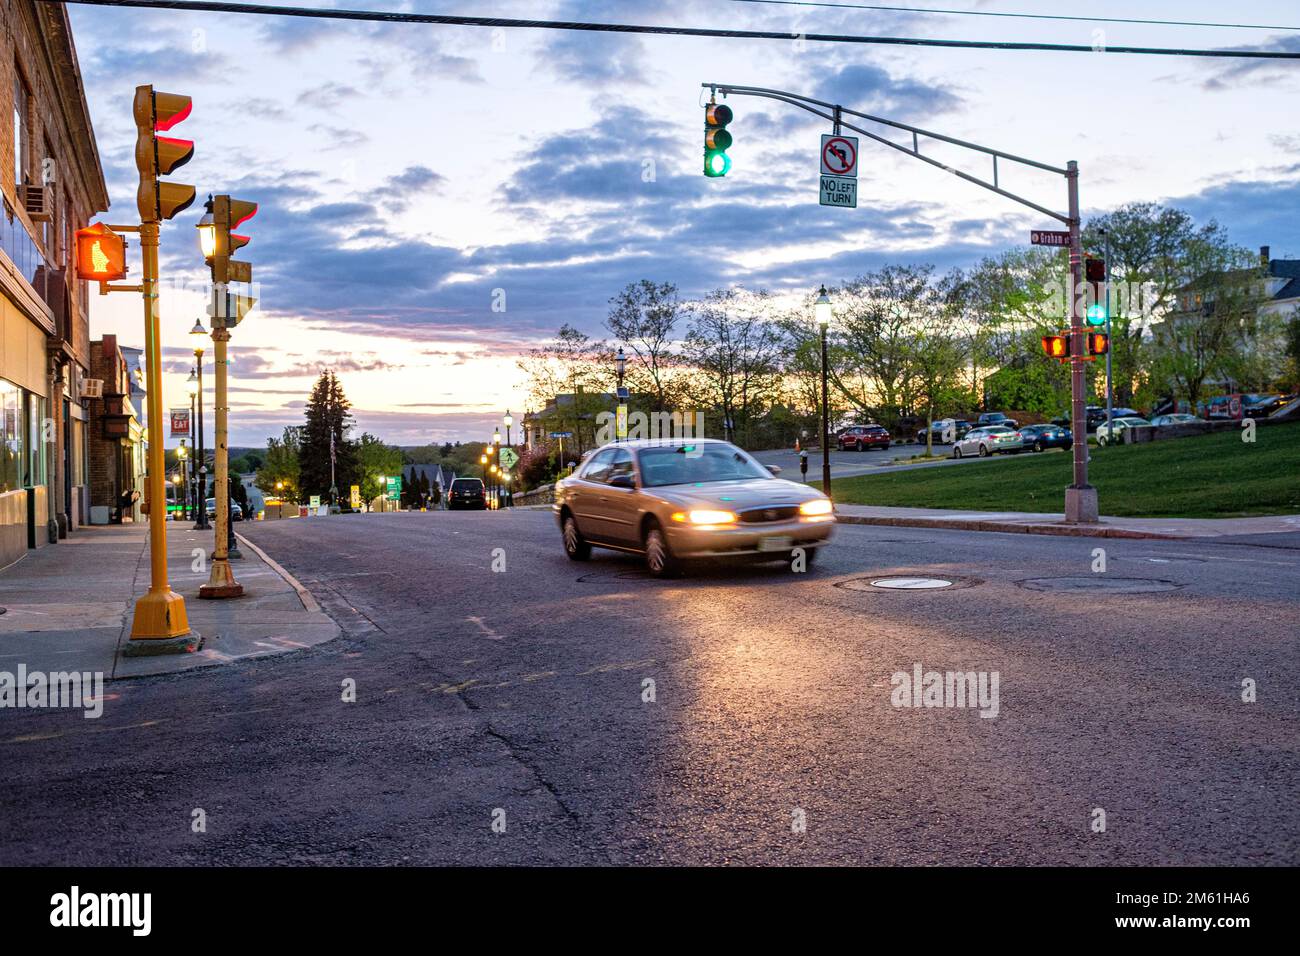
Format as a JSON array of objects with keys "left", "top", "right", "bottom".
[
  {"left": 492, "top": 430, "right": 502, "bottom": 508},
  {"left": 190, "top": 319, "right": 210, "bottom": 530},
  {"left": 815, "top": 285, "right": 833, "bottom": 497},
  {"left": 503, "top": 410, "right": 514, "bottom": 506},
  {"left": 185, "top": 370, "right": 198, "bottom": 521},
  {"left": 176, "top": 441, "right": 189, "bottom": 521}
]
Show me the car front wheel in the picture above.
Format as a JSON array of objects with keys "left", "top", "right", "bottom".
[
  {"left": 1034, "top": 440, "right": 1044, "bottom": 452},
  {"left": 953, "top": 446, "right": 963, "bottom": 458},
  {"left": 978, "top": 445, "right": 990, "bottom": 457},
  {"left": 562, "top": 514, "right": 591, "bottom": 561},
  {"left": 644, "top": 522, "right": 681, "bottom": 578}
]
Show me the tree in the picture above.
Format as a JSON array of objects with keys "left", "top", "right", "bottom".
[
  {"left": 683, "top": 288, "right": 785, "bottom": 446},
  {"left": 298, "top": 371, "right": 357, "bottom": 503},
  {"left": 911, "top": 273, "right": 972, "bottom": 454},
  {"left": 353, "top": 432, "right": 404, "bottom": 510},
  {"left": 255, "top": 427, "right": 301, "bottom": 502},
  {"left": 604, "top": 280, "right": 684, "bottom": 412},
  {"left": 516, "top": 324, "right": 612, "bottom": 456}
]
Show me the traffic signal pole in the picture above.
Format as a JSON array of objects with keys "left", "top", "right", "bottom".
[{"left": 701, "top": 82, "right": 1099, "bottom": 522}]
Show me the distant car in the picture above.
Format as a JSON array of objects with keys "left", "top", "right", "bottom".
[
  {"left": 447, "top": 477, "right": 487, "bottom": 510},
  {"left": 554, "top": 438, "right": 834, "bottom": 578},
  {"left": 1017, "top": 424, "right": 1071, "bottom": 452},
  {"left": 952, "top": 425, "right": 1022, "bottom": 458},
  {"left": 837, "top": 424, "right": 891, "bottom": 451},
  {"left": 926, "top": 418, "right": 972, "bottom": 442},
  {"left": 1244, "top": 393, "right": 1291, "bottom": 418},
  {"left": 205, "top": 497, "right": 243, "bottom": 521},
  {"left": 1095, "top": 416, "right": 1151, "bottom": 445},
  {"left": 1149, "top": 413, "right": 1205, "bottom": 427},
  {"left": 976, "top": 412, "right": 1018, "bottom": 429}
]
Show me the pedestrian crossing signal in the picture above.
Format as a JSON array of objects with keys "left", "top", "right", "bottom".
[
  {"left": 1041, "top": 334, "right": 1069, "bottom": 360},
  {"left": 1087, "top": 332, "right": 1109, "bottom": 356},
  {"left": 74, "top": 223, "right": 127, "bottom": 281}
]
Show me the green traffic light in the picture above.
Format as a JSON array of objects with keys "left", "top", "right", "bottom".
[
  {"left": 704, "top": 149, "right": 730, "bottom": 177},
  {"left": 1085, "top": 303, "right": 1107, "bottom": 326}
]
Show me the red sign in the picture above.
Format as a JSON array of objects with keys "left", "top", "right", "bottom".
[
  {"left": 170, "top": 407, "right": 191, "bottom": 438},
  {"left": 1030, "top": 230, "right": 1072, "bottom": 246}
]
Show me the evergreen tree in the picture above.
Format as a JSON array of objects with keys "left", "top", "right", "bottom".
[{"left": 298, "top": 371, "right": 357, "bottom": 503}]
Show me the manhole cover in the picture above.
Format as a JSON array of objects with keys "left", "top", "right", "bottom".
[
  {"left": 870, "top": 577, "right": 954, "bottom": 590},
  {"left": 1017, "top": 576, "right": 1184, "bottom": 594}
]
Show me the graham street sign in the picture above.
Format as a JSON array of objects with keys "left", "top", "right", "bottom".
[
  {"left": 820, "top": 175, "right": 857, "bottom": 208},
  {"left": 499, "top": 447, "right": 519, "bottom": 470},
  {"left": 549, "top": 431, "right": 573, "bottom": 438},
  {"left": 1031, "top": 229, "right": 1072, "bottom": 246},
  {"left": 820, "top": 134, "right": 858, "bottom": 177}
]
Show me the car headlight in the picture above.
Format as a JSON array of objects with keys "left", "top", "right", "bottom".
[
  {"left": 672, "top": 510, "right": 737, "bottom": 525},
  {"left": 799, "top": 498, "right": 834, "bottom": 516}
]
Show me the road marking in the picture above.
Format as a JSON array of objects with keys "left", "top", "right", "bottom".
[{"left": 466, "top": 616, "right": 504, "bottom": 640}]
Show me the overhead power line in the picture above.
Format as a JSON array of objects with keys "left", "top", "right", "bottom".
[
  {"left": 721, "top": 0, "right": 1300, "bottom": 33},
  {"left": 47, "top": 0, "right": 1300, "bottom": 59}
]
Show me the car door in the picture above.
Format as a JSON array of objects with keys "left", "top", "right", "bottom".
[
  {"left": 569, "top": 448, "right": 615, "bottom": 538},
  {"left": 957, "top": 428, "right": 982, "bottom": 455},
  {"left": 597, "top": 448, "right": 641, "bottom": 546}
]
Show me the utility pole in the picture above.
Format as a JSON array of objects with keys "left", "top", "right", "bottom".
[{"left": 1064, "top": 163, "right": 1098, "bottom": 522}]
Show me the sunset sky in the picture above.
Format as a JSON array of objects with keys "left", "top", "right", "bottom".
[{"left": 69, "top": 0, "right": 1300, "bottom": 447}]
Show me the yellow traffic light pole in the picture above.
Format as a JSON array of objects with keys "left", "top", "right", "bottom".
[{"left": 128, "top": 219, "right": 192, "bottom": 639}]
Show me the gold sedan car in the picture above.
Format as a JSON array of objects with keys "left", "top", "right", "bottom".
[{"left": 554, "top": 439, "right": 835, "bottom": 577}]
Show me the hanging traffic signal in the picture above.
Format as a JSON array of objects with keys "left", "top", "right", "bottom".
[
  {"left": 704, "top": 102, "right": 733, "bottom": 178},
  {"left": 133, "top": 86, "right": 195, "bottom": 222},
  {"left": 1087, "top": 332, "right": 1109, "bottom": 356},
  {"left": 199, "top": 194, "right": 258, "bottom": 285},
  {"left": 1041, "top": 334, "right": 1069, "bottom": 360},
  {"left": 74, "top": 222, "right": 127, "bottom": 281}
]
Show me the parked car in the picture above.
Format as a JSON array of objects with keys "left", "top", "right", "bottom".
[
  {"left": 205, "top": 498, "right": 243, "bottom": 521},
  {"left": 1149, "top": 413, "right": 1205, "bottom": 427},
  {"left": 952, "top": 425, "right": 1022, "bottom": 458},
  {"left": 926, "top": 418, "right": 972, "bottom": 442},
  {"left": 554, "top": 438, "right": 834, "bottom": 577},
  {"left": 1051, "top": 406, "right": 1104, "bottom": 432},
  {"left": 1017, "top": 424, "right": 1071, "bottom": 452},
  {"left": 1095, "top": 416, "right": 1151, "bottom": 445},
  {"left": 1244, "top": 393, "right": 1292, "bottom": 418},
  {"left": 447, "top": 477, "right": 487, "bottom": 510},
  {"left": 976, "top": 412, "right": 1018, "bottom": 429},
  {"left": 837, "top": 424, "right": 891, "bottom": 451}
]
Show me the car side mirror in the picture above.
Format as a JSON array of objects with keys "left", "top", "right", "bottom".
[
  {"left": 608, "top": 473, "right": 636, "bottom": 489},
  {"left": 766, "top": 464, "right": 782, "bottom": 475}
]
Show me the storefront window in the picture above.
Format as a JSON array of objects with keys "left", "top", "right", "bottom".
[
  {"left": 0, "top": 379, "right": 22, "bottom": 493},
  {"left": 27, "top": 393, "right": 47, "bottom": 486}
]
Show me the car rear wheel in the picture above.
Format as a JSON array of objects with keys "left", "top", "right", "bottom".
[
  {"left": 562, "top": 514, "right": 591, "bottom": 561},
  {"left": 644, "top": 522, "right": 681, "bottom": 578},
  {"left": 1034, "top": 440, "right": 1044, "bottom": 452},
  {"left": 953, "top": 446, "right": 963, "bottom": 458}
]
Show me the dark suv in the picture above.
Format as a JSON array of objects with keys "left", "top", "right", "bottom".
[
  {"left": 976, "top": 412, "right": 1018, "bottom": 429},
  {"left": 447, "top": 478, "right": 486, "bottom": 510}
]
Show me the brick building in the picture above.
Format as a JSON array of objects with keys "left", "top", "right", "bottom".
[
  {"left": 0, "top": 1, "right": 109, "bottom": 567},
  {"left": 86, "top": 334, "right": 144, "bottom": 522}
]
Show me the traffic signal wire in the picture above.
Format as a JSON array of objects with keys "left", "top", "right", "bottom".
[{"left": 45, "top": 0, "right": 1300, "bottom": 60}]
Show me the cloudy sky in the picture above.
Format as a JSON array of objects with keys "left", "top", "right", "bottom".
[{"left": 69, "top": 0, "right": 1300, "bottom": 447}]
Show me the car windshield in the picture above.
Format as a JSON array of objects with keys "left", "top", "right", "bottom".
[{"left": 637, "top": 443, "right": 771, "bottom": 487}]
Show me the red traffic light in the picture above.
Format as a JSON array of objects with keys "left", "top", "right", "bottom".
[
  {"left": 1087, "top": 332, "right": 1109, "bottom": 355},
  {"left": 1041, "top": 334, "right": 1069, "bottom": 359}
]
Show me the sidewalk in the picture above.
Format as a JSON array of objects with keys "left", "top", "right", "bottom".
[
  {"left": 833, "top": 504, "right": 1300, "bottom": 539},
  {"left": 0, "top": 522, "right": 339, "bottom": 680}
]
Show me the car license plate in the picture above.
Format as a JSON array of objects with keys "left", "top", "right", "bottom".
[{"left": 758, "top": 535, "right": 793, "bottom": 552}]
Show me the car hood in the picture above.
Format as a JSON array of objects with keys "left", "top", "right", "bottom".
[{"left": 642, "top": 477, "right": 825, "bottom": 511}]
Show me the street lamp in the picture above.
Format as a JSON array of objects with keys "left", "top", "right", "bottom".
[
  {"left": 195, "top": 196, "right": 216, "bottom": 259},
  {"left": 503, "top": 410, "right": 513, "bottom": 447},
  {"left": 815, "top": 285, "right": 833, "bottom": 497},
  {"left": 189, "top": 320, "right": 210, "bottom": 530},
  {"left": 176, "top": 443, "right": 189, "bottom": 522}
]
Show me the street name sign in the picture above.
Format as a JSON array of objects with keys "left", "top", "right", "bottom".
[
  {"left": 549, "top": 431, "right": 572, "bottom": 438},
  {"left": 1030, "top": 229, "right": 1072, "bottom": 247},
  {"left": 820, "top": 175, "right": 857, "bottom": 208},
  {"left": 499, "top": 447, "right": 519, "bottom": 470}
]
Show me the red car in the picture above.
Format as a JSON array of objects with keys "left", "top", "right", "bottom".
[{"left": 837, "top": 424, "right": 891, "bottom": 451}]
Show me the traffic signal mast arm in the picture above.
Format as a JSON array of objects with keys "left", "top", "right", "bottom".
[{"left": 701, "top": 81, "right": 1099, "bottom": 522}]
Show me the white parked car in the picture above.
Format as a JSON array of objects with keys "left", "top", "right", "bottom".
[
  {"left": 952, "top": 425, "right": 1022, "bottom": 458},
  {"left": 1095, "top": 416, "right": 1151, "bottom": 445}
]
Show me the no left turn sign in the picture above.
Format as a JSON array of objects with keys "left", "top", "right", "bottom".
[{"left": 820, "top": 134, "right": 858, "bottom": 177}]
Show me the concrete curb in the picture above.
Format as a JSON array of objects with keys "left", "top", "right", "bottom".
[
  {"left": 235, "top": 532, "right": 321, "bottom": 612},
  {"left": 832, "top": 514, "right": 1184, "bottom": 540}
]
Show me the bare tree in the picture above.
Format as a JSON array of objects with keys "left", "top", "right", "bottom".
[{"left": 604, "top": 280, "right": 684, "bottom": 412}]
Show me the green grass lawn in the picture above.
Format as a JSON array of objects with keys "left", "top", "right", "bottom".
[{"left": 830, "top": 420, "right": 1300, "bottom": 518}]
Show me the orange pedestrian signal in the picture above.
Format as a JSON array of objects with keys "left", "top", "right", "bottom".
[
  {"left": 74, "top": 223, "right": 127, "bottom": 281},
  {"left": 1087, "top": 331, "right": 1109, "bottom": 355},
  {"left": 1041, "top": 334, "right": 1069, "bottom": 359}
]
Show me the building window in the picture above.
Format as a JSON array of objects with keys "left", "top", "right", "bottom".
[
  {"left": 13, "top": 70, "right": 31, "bottom": 188},
  {"left": 26, "top": 393, "right": 47, "bottom": 486},
  {"left": 0, "top": 379, "right": 23, "bottom": 493}
]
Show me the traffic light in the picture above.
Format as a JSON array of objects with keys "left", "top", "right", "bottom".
[
  {"left": 1041, "top": 334, "right": 1069, "bottom": 360},
  {"left": 1087, "top": 331, "right": 1109, "bottom": 356},
  {"left": 703, "top": 102, "right": 733, "bottom": 178},
  {"left": 74, "top": 222, "right": 127, "bottom": 281},
  {"left": 199, "top": 194, "right": 258, "bottom": 285},
  {"left": 133, "top": 85, "right": 195, "bottom": 222},
  {"left": 1084, "top": 256, "right": 1107, "bottom": 326}
]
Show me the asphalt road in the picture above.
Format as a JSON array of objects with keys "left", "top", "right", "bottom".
[{"left": 2, "top": 511, "right": 1297, "bottom": 865}]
